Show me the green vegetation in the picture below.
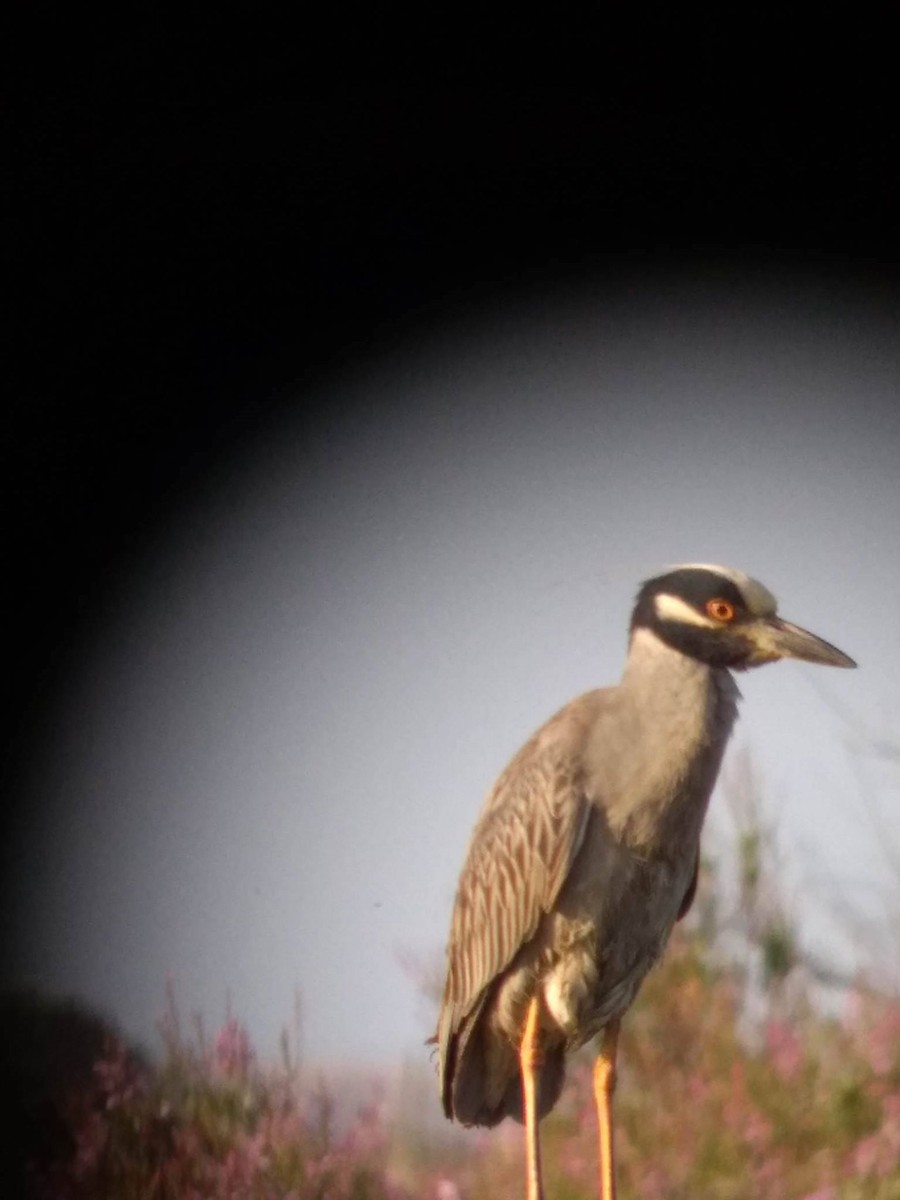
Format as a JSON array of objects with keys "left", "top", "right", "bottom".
[
  {"left": 17, "top": 752, "right": 900, "bottom": 1198},
  {"left": 21, "top": 906, "right": 899, "bottom": 1198}
]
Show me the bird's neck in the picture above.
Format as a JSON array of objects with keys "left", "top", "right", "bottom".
[
  {"left": 620, "top": 625, "right": 735, "bottom": 710},
  {"left": 594, "top": 627, "right": 740, "bottom": 848}
]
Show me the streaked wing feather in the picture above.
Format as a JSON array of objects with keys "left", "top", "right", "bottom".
[{"left": 442, "top": 749, "right": 589, "bottom": 1032}]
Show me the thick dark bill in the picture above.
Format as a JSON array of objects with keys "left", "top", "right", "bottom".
[{"left": 759, "top": 617, "right": 857, "bottom": 668}]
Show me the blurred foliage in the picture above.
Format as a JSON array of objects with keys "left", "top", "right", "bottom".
[
  {"left": 16, "top": 757, "right": 900, "bottom": 1199},
  {"left": 0, "top": 988, "right": 143, "bottom": 1196},
  {"left": 22, "top": 983, "right": 409, "bottom": 1200}
]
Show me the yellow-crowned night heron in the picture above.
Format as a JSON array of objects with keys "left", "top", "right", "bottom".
[{"left": 436, "top": 564, "right": 855, "bottom": 1200}]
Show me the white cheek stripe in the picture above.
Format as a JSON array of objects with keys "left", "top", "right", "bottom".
[{"left": 654, "top": 592, "right": 718, "bottom": 628}]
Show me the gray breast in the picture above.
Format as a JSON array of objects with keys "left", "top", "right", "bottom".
[{"left": 498, "top": 648, "right": 738, "bottom": 1049}]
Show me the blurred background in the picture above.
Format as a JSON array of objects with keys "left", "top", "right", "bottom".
[
  {"left": 6, "top": 18, "right": 900, "bottom": 1196},
  {"left": 5, "top": 271, "right": 899, "bottom": 1069}
]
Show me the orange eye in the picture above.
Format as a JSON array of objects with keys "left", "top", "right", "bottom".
[{"left": 706, "top": 598, "right": 736, "bottom": 622}]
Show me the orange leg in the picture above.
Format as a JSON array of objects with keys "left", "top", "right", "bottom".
[
  {"left": 593, "top": 1019, "right": 620, "bottom": 1200},
  {"left": 519, "top": 995, "right": 545, "bottom": 1200}
]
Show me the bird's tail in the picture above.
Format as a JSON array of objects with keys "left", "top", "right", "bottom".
[{"left": 445, "top": 1013, "right": 566, "bottom": 1127}]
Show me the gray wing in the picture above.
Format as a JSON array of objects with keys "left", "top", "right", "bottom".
[{"left": 438, "top": 742, "right": 591, "bottom": 1049}]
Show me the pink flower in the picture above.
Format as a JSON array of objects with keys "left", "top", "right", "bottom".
[
  {"left": 765, "top": 1018, "right": 804, "bottom": 1083},
  {"left": 71, "top": 1111, "right": 108, "bottom": 1179},
  {"left": 862, "top": 1005, "right": 900, "bottom": 1076},
  {"left": 638, "top": 1165, "right": 673, "bottom": 1200},
  {"left": 434, "top": 1180, "right": 461, "bottom": 1200},
  {"left": 213, "top": 1017, "right": 254, "bottom": 1078},
  {"left": 851, "top": 1113, "right": 900, "bottom": 1181},
  {"left": 93, "top": 1037, "right": 145, "bottom": 1109},
  {"left": 744, "top": 1108, "right": 773, "bottom": 1151},
  {"left": 686, "top": 1071, "right": 711, "bottom": 1104},
  {"left": 852, "top": 1133, "right": 882, "bottom": 1176}
]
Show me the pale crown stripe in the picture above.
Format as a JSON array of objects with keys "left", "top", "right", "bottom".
[{"left": 673, "top": 563, "right": 777, "bottom": 616}]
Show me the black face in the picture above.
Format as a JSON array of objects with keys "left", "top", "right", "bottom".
[{"left": 630, "top": 568, "right": 758, "bottom": 668}]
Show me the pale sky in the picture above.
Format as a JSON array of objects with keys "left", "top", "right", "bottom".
[{"left": 7, "top": 266, "right": 899, "bottom": 1065}]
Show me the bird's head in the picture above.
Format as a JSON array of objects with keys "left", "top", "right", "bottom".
[{"left": 630, "top": 564, "right": 857, "bottom": 671}]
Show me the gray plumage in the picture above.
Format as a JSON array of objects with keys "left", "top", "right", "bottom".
[{"left": 436, "top": 564, "right": 855, "bottom": 1129}]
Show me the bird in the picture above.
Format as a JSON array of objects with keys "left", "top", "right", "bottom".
[{"left": 435, "top": 564, "right": 855, "bottom": 1200}]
